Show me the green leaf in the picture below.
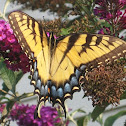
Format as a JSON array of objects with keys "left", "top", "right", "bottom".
[
  {"left": 104, "top": 110, "right": 126, "bottom": 126},
  {"left": 6, "top": 99, "right": 15, "bottom": 113},
  {"left": 14, "top": 70, "right": 24, "bottom": 87},
  {"left": 0, "top": 60, "right": 16, "bottom": 93},
  {"left": 0, "top": 82, "right": 9, "bottom": 95},
  {"left": 0, "top": 61, "right": 23, "bottom": 95},
  {"left": 91, "top": 103, "right": 109, "bottom": 121},
  {"left": 77, "top": 114, "right": 91, "bottom": 126},
  {"left": 2, "top": 105, "right": 7, "bottom": 117},
  {"left": 60, "top": 28, "right": 71, "bottom": 35},
  {"left": 75, "top": 108, "right": 86, "bottom": 114},
  {"left": 1, "top": 99, "right": 15, "bottom": 119},
  {"left": 77, "top": 116, "right": 87, "bottom": 126},
  {"left": 0, "top": 96, "right": 10, "bottom": 101},
  {"left": 18, "top": 92, "right": 34, "bottom": 100},
  {"left": 70, "top": 108, "right": 86, "bottom": 118},
  {"left": 14, "top": 70, "right": 23, "bottom": 80},
  {"left": 96, "top": 113, "right": 103, "bottom": 125},
  {"left": 120, "top": 91, "right": 126, "bottom": 100}
]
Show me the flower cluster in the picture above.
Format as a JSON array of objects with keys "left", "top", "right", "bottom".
[
  {"left": 94, "top": 0, "right": 126, "bottom": 35},
  {"left": 82, "top": 60, "right": 126, "bottom": 106},
  {"left": 0, "top": 20, "right": 30, "bottom": 73},
  {"left": 10, "top": 104, "right": 64, "bottom": 126}
]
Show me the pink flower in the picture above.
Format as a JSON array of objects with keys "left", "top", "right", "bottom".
[
  {"left": 0, "top": 31, "right": 6, "bottom": 40},
  {"left": 46, "top": 32, "right": 57, "bottom": 39},
  {"left": 0, "top": 20, "right": 30, "bottom": 73},
  {"left": 7, "top": 34, "right": 16, "bottom": 43}
]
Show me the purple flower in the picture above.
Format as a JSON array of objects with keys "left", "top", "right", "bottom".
[
  {"left": 98, "top": 27, "right": 111, "bottom": 35},
  {"left": 119, "top": 0, "right": 126, "bottom": 5},
  {"left": 119, "top": 11, "right": 126, "bottom": 29},
  {"left": 98, "top": 28, "right": 104, "bottom": 34},
  {"left": 0, "top": 31, "right": 6, "bottom": 40},
  {"left": 0, "top": 20, "right": 30, "bottom": 73},
  {"left": 0, "top": 24, "right": 5, "bottom": 32},
  {"left": 6, "top": 23, "right": 13, "bottom": 34},
  {"left": 12, "top": 43, "right": 22, "bottom": 53},
  {"left": 94, "top": 0, "right": 126, "bottom": 20},
  {"left": 9, "top": 104, "right": 65, "bottom": 126},
  {"left": 7, "top": 34, "right": 16, "bottom": 43},
  {"left": 94, "top": 0, "right": 126, "bottom": 35},
  {"left": 19, "top": 54, "right": 30, "bottom": 72}
]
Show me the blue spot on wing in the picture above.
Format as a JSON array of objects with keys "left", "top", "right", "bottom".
[
  {"left": 75, "top": 69, "right": 81, "bottom": 79},
  {"left": 44, "top": 85, "right": 48, "bottom": 96},
  {"left": 64, "top": 83, "right": 71, "bottom": 93},
  {"left": 51, "top": 86, "right": 57, "bottom": 97},
  {"left": 80, "top": 65, "right": 86, "bottom": 70},
  {"left": 36, "top": 79, "right": 41, "bottom": 89},
  {"left": 57, "top": 88, "right": 63, "bottom": 98},
  {"left": 33, "top": 70, "right": 38, "bottom": 81},
  {"left": 70, "top": 76, "right": 78, "bottom": 87},
  {"left": 34, "top": 60, "right": 37, "bottom": 71}
]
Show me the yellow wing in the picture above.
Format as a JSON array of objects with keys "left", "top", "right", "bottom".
[
  {"left": 8, "top": 11, "right": 126, "bottom": 119},
  {"left": 8, "top": 12, "right": 51, "bottom": 118},
  {"left": 56, "top": 33, "right": 126, "bottom": 69},
  {"left": 50, "top": 33, "right": 126, "bottom": 88},
  {"left": 49, "top": 33, "right": 126, "bottom": 112},
  {"left": 8, "top": 11, "right": 50, "bottom": 84}
]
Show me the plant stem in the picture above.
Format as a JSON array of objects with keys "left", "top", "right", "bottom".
[
  {"left": 0, "top": 11, "right": 7, "bottom": 21},
  {"left": 0, "top": 89, "right": 15, "bottom": 97}
]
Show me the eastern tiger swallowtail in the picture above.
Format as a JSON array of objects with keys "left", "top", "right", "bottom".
[{"left": 8, "top": 11, "right": 126, "bottom": 118}]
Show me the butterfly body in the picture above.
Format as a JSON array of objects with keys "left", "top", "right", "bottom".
[{"left": 8, "top": 11, "right": 126, "bottom": 118}]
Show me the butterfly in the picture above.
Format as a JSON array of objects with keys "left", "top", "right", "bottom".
[{"left": 8, "top": 11, "right": 126, "bottom": 118}]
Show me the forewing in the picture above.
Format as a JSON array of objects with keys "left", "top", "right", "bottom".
[
  {"left": 8, "top": 11, "right": 48, "bottom": 59},
  {"left": 57, "top": 33, "right": 126, "bottom": 69}
]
